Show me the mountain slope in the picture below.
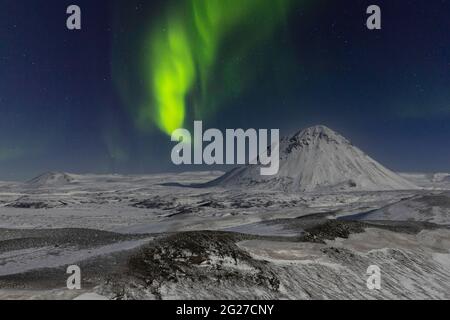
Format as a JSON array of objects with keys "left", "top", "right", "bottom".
[
  {"left": 209, "top": 125, "right": 418, "bottom": 192},
  {"left": 27, "top": 172, "right": 75, "bottom": 187}
]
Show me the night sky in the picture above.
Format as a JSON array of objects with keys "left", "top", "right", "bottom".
[{"left": 0, "top": 0, "right": 449, "bottom": 180}]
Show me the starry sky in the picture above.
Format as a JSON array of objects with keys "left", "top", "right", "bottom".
[{"left": 0, "top": 0, "right": 449, "bottom": 180}]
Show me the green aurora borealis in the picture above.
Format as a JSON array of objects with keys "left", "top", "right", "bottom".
[{"left": 118, "top": 0, "right": 297, "bottom": 135}]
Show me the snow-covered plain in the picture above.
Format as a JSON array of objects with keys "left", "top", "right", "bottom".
[
  {"left": 0, "top": 169, "right": 448, "bottom": 300},
  {"left": 0, "top": 171, "right": 421, "bottom": 233}
]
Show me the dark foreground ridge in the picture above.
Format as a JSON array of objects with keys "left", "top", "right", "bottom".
[{"left": 0, "top": 219, "right": 448, "bottom": 299}]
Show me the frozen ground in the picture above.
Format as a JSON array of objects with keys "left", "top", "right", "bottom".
[
  {"left": 0, "top": 171, "right": 449, "bottom": 300},
  {"left": 0, "top": 172, "right": 421, "bottom": 233}
]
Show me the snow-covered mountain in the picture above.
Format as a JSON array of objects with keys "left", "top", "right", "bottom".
[
  {"left": 209, "top": 125, "right": 418, "bottom": 192},
  {"left": 27, "top": 172, "right": 75, "bottom": 187},
  {"left": 400, "top": 172, "right": 450, "bottom": 189}
]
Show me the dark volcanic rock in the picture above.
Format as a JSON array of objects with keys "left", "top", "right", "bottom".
[
  {"left": 132, "top": 196, "right": 176, "bottom": 210},
  {"left": 0, "top": 228, "right": 147, "bottom": 253},
  {"left": 299, "top": 220, "right": 368, "bottom": 243},
  {"left": 108, "top": 231, "right": 280, "bottom": 299},
  {"left": 5, "top": 198, "right": 67, "bottom": 209}
]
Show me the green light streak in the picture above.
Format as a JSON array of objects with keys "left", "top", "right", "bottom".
[{"left": 142, "top": 0, "right": 295, "bottom": 135}]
